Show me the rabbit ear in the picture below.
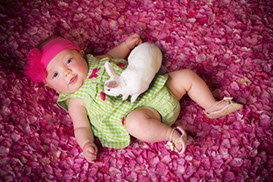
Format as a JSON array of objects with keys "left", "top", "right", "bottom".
[
  {"left": 105, "top": 80, "right": 119, "bottom": 88},
  {"left": 104, "top": 61, "right": 116, "bottom": 78}
]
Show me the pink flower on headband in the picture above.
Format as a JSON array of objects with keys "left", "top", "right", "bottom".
[{"left": 24, "top": 48, "right": 47, "bottom": 83}]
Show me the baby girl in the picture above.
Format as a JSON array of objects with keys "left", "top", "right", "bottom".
[{"left": 24, "top": 33, "right": 243, "bottom": 163}]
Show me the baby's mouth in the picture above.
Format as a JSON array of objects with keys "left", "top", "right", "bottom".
[{"left": 69, "top": 75, "right": 78, "bottom": 84}]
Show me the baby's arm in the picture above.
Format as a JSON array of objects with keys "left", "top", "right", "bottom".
[
  {"left": 68, "top": 98, "right": 97, "bottom": 163},
  {"left": 95, "top": 33, "right": 142, "bottom": 60}
]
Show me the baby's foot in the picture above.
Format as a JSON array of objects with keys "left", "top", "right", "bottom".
[
  {"left": 204, "top": 97, "right": 243, "bottom": 119},
  {"left": 172, "top": 130, "right": 184, "bottom": 151},
  {"left": 165, "top": 127, "right": 187, "bottom": 154},
  {"left": 207, "top": 100, "right": 228, "bottom": 113}
]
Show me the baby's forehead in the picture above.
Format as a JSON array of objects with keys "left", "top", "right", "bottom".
[
  {"left": 46, "top": 49, "right": 80, "bottom": 69},
  {"left": 56, "top": 49, "right": 77, "bottom": 57},
  {"left": 50, "top": 50, "right": 73, "bottom": 62},
  {"left": 45, "top": 50, "right": 68, "bottom": 69}
]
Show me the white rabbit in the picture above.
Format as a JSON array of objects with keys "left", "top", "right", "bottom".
[{"left": 104, "top": 42, "right": 162, "bottom": 104}]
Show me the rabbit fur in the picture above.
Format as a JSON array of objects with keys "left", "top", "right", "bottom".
[{"left": 104, "top": 42, "right": 162, "bottom": 104}]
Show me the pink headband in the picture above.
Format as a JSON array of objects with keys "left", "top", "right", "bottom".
[{"left": 24, "top": 37, "right": 80, "bottom": 83}]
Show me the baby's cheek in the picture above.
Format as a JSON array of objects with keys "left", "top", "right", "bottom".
[
  {"left": 81, "top": 63, "right": 89, "bottom": 74},
  {"left": 81, "top": 59, "right": 88, "bottom": 70},
  {"left": 55, "top": 83, "right": 68, "bottom": 93}
]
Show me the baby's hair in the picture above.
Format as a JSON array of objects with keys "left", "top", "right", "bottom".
[{"left": 36, "top": 36, "right": 58, "bottom": 49}]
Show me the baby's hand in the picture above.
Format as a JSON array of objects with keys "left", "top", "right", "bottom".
[
  {"left": 82, "top": 142, "right": 97, "bottom": 163},
  {"left": 125, "top": 33, "right": 142, "bottom": 49}
]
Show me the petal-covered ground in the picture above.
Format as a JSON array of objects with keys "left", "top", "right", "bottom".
[{"left": 0, "top": 0, "right": 272, "bottom": 181}]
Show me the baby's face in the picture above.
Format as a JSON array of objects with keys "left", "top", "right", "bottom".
[{"left": 45, "top": 49, "right": 88, "bottom": 94}]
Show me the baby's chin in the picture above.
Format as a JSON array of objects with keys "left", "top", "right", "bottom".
[{"left": 60, "top": 80, "right": 85, "bottom": 94}]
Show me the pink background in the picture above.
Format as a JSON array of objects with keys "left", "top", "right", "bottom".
[{"left": 0, "top": 0, "right": 272, "bottom": 181}]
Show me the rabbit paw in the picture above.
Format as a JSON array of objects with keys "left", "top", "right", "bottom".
[
  {"left": 130, "top": 95, "right": 139, "bottom": 104},
  {"left": 122, "top": 95, "right": 129, "bottom": 101}
]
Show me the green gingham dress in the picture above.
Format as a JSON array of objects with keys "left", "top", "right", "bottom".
[{"left": 57, "top": 54, "right": 168, "bottom": 149}]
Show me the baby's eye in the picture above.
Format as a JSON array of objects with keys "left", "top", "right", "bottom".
[
  {"left": 53, "top": 73, "right": 58, "bottom": 78},
  {"left": 67, "top": 59, "right": 71, "bottom": 64}
]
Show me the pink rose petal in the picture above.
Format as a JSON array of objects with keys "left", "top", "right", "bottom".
[{"left": 1, "top": 0, "right": 272, "bottom": 181}]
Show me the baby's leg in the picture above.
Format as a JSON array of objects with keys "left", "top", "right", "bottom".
[
  {"left": 125, "top": 107, "right": 186, "bottom": 153},
  {"left": 125, "top": 107, "right": 170, "bottom": 142},
  {"left": 165, "top": 69, "right": 226, "bottom": 111},
  {"left": 125, "top": 107, "right": 181, "bottom": 143},
  {"left": 126, "top": 107, "right": 186, "bottom": 152}
]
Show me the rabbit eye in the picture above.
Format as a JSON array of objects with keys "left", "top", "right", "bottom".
[{"left": 107, "top": 89, "right": 111, "bottom": 91}]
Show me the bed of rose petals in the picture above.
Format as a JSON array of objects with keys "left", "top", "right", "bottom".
[{"left": 0, "top": 0, "right": 272, "bottom": 181}]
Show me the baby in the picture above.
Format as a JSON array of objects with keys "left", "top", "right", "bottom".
[{"left": 24, "top": 33, "right": 243, "bottom": 163}]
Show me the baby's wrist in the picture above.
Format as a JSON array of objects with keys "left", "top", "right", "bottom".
[
  {"left": 106, "top": 53, "right": 114, "bottom": 59},
  {"left": 82, "top": 141, "right": 94, "bottom": 150},
  {"left": 124, "top": 40, "right": 131, "bottom": 50}
]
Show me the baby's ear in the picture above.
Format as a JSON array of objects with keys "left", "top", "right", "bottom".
[
  {"left": 79, "top": 50, "right": 85, "bottom": 57},
  {"left": 44, "top": 83, "right": 60, "bottom": 93},
  {"left": 44, "top": 82, "right": 50, "bottom": 87},
  {"left": 105, "top": 80, "right": 118, "bottom": 88}
]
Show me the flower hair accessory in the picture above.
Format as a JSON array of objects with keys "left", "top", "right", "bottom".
[{"left": 24, "top": 37, "right": 80, "bottom": 83}]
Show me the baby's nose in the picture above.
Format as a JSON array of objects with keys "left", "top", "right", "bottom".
[{"left": 64, "top": 68, "right": 72, "bottom": 77}]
